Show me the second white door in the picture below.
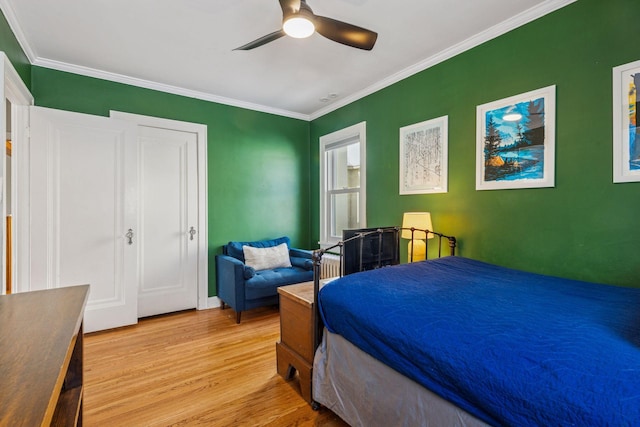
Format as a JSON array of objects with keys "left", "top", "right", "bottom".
[{"left": 136, "top": 125, "right": 199, "bottom": 317}]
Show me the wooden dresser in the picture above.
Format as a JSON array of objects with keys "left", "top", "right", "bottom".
[{"left": 0, "top": 285, "right": 89, "bottom": 427}]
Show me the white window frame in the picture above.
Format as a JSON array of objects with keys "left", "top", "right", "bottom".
[{"left": 319, "top": 121, "right": 366, "bottom": 249}]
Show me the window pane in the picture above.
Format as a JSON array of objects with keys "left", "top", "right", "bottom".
[
  {"left": 330, "top": 192, "right": 360, "bottom": 238},
  {"left": 327, "top": 143, "right": 360, "bottom": 191}
]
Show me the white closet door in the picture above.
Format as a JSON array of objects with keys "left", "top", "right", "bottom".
[
  {"left": 29, "top": 106, "right": 138, "bottom": 332},
  {"left": 136, "top": 126, "right": 198, "bottom": 317}
]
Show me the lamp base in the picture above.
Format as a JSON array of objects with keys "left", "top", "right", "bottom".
[{"left": 407, "top": 240, "right": 426, "bottom": 263}]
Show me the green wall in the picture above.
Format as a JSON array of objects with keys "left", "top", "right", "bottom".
[
  {"left": 0, "top": 10, "right": 30, "bottom": 87},
  {"left": 30, "top": 68, "right": 311, "bottom": 297},
  {"left": 1, "top": 0, "right": 638, "bottom": 295},
  {"left": 310, "top": 0, "right": 640, "bottom": 287},
  {"left": 0, "top": 8, "right": 311, "bottom": 299}
]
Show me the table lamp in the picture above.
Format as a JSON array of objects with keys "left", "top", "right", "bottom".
[{"left": 401, "top": 212, "right": 433, "bottom": 262}]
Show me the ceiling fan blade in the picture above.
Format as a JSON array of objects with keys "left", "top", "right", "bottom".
[
  {"left": 233, "top": 30, "right": 286, "bottom": 51},
  {"left": 314, "top": 15, "right": 378, "bottom": 50},
  {"left": 279, "top": 0, "right": 301, "bottom": 15}
]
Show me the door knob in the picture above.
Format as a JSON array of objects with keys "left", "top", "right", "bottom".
[
  {"left": 189, "top": 227, "right": 197, "bottom": 241},
  {"left": 125, "top": 229, "right": 134, "bottom": 245}
]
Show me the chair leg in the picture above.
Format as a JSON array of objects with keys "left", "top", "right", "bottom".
[
  {"left": 236, "top": 311, "right": 241, "bottom": 324},
  {"left": 220, "top": 301, "right": 227, "bottom": 310}
]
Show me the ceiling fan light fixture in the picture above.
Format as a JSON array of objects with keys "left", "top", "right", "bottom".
[{"left": 283, "top": 16, "right": 315, "bottom": 38}]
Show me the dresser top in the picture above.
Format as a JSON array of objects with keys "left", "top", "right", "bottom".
[{"left": 0, "top": 285, "right": 89, "bottom": 426}]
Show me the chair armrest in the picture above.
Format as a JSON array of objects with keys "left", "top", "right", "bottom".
[
  {"left": 216, "top": 254, "right": 245, "bottom": 272},
  {"left": 289, "top": 248, "right": 312, "bottom": 259},
  {"left": 215, "top": 254, "right": 247, "bottom": 310},
  {"left": 289, "top": 248, "right": 313, "bottom": 271},
  {"left": 290, "top": 256, "right": 313, "bottom": 271}
]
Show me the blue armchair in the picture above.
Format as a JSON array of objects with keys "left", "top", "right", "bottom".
[{"left": 216, "top": 236, "right": 313, "bottom": 323}]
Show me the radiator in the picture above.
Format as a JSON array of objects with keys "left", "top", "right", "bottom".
[{"left": 320, "top": 253, "right": 342, "bottom": 279}]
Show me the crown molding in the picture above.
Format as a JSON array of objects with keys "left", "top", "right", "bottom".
[
  {"left": 32, "top": 57, "right": 310, "bottom": 121},
  {"left": 309, "top": 0, "right": 577, "bottom": 120},
  {"left": 0, "top": 0, "right": 575, "bottom": 122}
]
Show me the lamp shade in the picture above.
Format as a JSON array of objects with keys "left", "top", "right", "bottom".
[{"left": 401, "top": 212, "right": 433, "bottom": 240}]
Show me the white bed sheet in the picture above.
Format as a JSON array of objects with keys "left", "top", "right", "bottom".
[{"left": 313, "top": 329, "right": 490, "bottom": 427}]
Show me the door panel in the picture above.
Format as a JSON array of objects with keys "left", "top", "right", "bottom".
[
  {"left": 137, "top": 126, "right": 198, "bottom": 317},
  {"left": 29, "top": 106, "right": 138, "bottom": 332}
]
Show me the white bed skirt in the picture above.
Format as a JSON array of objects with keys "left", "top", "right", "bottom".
[{"left": 313, "top": 329, "right": 490, "bottom": 427}]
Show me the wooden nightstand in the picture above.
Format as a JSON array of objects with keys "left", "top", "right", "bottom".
[{"left": 276, "top": 281, "right": 320, "bottom": 404}]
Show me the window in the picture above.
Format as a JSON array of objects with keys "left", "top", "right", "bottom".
[{"left": 319, "top": 122, "right": 366, "bottom": 248}]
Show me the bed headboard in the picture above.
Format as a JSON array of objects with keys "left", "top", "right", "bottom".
[
  {"left": 311, "top": 226, "right": 457, "bottom": 352},
  {"left": 342, "top": 226, "right": 400, "bottom": 275}
]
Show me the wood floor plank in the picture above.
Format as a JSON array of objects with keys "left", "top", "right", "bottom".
[{"left": 84, "top": 306, "right": 348, "bottom": 426}]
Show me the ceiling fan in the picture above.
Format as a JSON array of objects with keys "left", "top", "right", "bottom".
[{"left": 234, "top": 0, "right": 378, "bottom": 51}]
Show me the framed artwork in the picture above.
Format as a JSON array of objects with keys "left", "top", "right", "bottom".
[
  {"left": 612, "top": 59, "right": 640, "bottom": 183},
  {"left": 399, "top": 115, "right": 448, "bottom": 195},
  {"left": 476, "top": 85, "right": 556, "bottom": 190}
]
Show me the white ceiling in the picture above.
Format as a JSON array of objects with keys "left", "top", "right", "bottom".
[{"left": 0, "top": 0, "right": 574, "bottom": 120}]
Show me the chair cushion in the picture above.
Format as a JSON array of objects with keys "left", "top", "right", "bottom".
[
  {"left": 245, "top": 267, "right": 313, "bottom": 300},
  {"left": 226, "top": 236, "right": 291, "bottom": 263}
]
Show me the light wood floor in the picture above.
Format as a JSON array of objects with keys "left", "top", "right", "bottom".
[{"left": 84, "top": 306, "right": 349, "bottom": 426}]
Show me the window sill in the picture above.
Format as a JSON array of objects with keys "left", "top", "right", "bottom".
[{"left": 318, "top": 241, "right": 341, "bottom": 251}]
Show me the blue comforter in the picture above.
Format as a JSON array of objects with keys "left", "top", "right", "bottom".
[{"left": 318, "top": 257, "right": 640, "bottom": 426}]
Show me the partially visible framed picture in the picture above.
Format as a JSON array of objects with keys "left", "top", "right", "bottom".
[
  {"left": 476, "top": 85, "right": 556, "bottom": 190},
  {"left": 399, "top": 115, "right": 448, "bottom": 195},
  {"left": 613, "top": 59, "right": 640, "bottom": 183}
]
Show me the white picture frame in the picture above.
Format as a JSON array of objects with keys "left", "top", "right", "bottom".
[
  {"left": 612, "top": 59, "right": 640, "bottom": 183},
  {"left": 476, "top": 85, "right": 556, "bottom": 190},
  {"left": 399, "top": 115, "right": 448, "bottom": 195}
]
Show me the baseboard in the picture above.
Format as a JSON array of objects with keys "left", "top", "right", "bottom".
[{"left": 206, "top": 296, "right": 222, "bottom": 309}]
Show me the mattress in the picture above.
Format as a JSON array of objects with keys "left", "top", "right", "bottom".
[{"left": 317, "top": 257, "right": 640, "bottom": 426}]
